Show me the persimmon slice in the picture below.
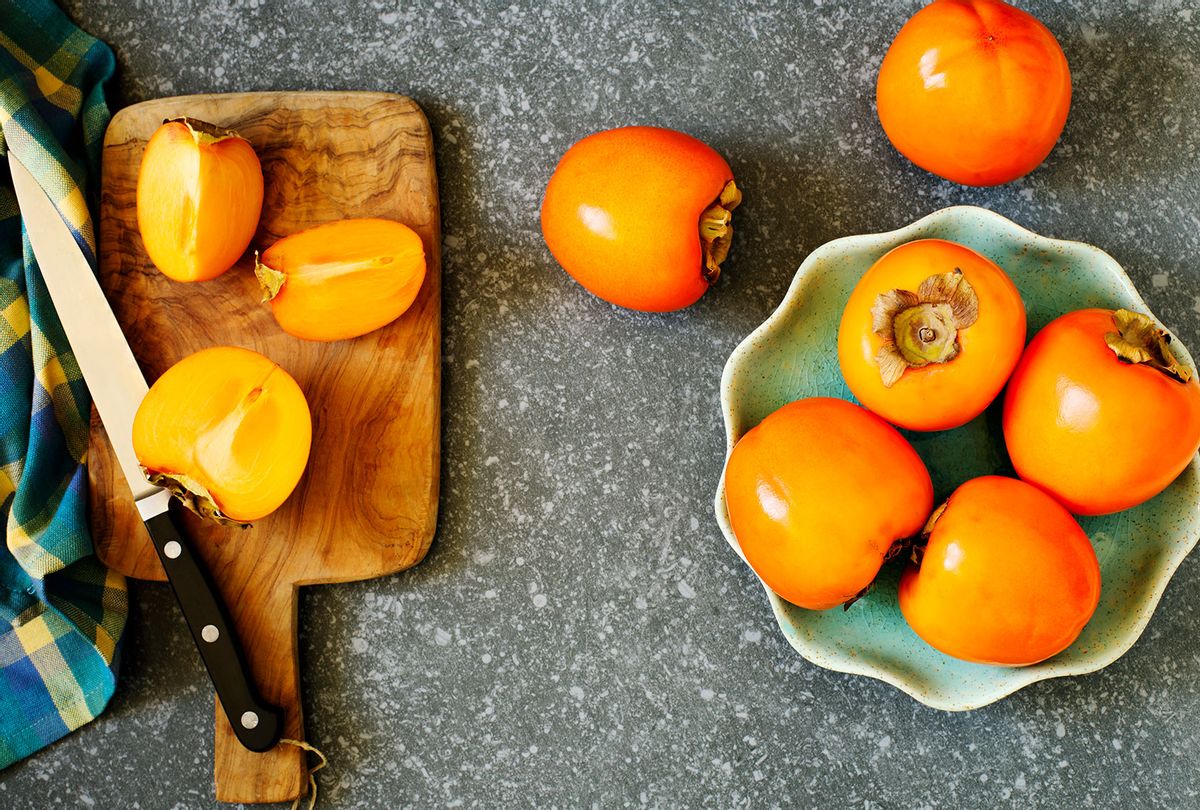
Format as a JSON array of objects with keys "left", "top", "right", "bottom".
[
  {"left": 255, "top": 218, "right": 426, "bottom": 342},
  {"left": 133, "top": 346, "right": 312, "bottom": 524}
]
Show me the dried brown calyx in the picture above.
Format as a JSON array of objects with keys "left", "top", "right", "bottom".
[
  {"left": 699, "top": 180, "right": 742, "bottom": 284},
  {"left": 1104, "top": 308, "right": 1193, "bottom": 384},
  {"left": 143, "top": 468, "right": 249, "bottom": 528},
  {"left": 871, "top": 269, "right": 979, "bottom": 388},
  {"left": 165, "top": 116, "right": 241, "bottom": 146}
]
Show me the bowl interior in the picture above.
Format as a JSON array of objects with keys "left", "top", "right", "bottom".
[{"left": 715, "top": 205, "right": 1200, "bottom": 711}]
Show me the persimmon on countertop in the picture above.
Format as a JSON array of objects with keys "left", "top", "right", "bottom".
[
  {"left": 876, "top": 0, "right": 1071, "bottom": 186},
  {"left": 256, "top": 218, "right": 427, "bottom": 342},
  {"left": 1003, "top": 308, "right": 1200, "bottom": 515},
  {"left": 541, "top": 126, "right": 741, "bottom": 312},
  {"left": 133, "top": 346, "right": 312, "bottom": 525},
  {"left": 136, "top": 117, "right": 263, "bottom": 282},
  {"left": 723, "top": 397, "right": 933, "bottom": 610}
]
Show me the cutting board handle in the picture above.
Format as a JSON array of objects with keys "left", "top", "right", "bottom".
[{"left": 213, "top": 579, "right": 306, "bottom": 803}]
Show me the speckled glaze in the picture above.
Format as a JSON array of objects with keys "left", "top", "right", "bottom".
[{"left": 714, "top": 205, "right": 1200, "bottom": 711}]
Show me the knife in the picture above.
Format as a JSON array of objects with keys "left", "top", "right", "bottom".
[{"left": 7, "top": 150, "right": 283, "bottom": 753}]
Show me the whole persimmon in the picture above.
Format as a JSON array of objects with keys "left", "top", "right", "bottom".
[
  {"left": 876, "top": 0, "right": 1071, "bottom": 186},
  {"left": 540, "top": 126, "right": 741, "bottom": 312},
  {"left": 133, "top": 346, "right": 312, "bottom": 524},
  {"left": 838, "top": 239, "right": 1026, "bottom": 431},
  {"left": 723, "top": 397, "right": 933, "bottom": 610},
  {"left": 1003, "top": 308, "right": 1200, "bottom": 515},
  {"left": 256, "top": 218, "right": 427, "bottom": 342},
  {"left": 137, "top": 118, "right": 263, "bottom": 281},
  {"left": 899, "top": 476, "right": 1101, "bottom": 666}
]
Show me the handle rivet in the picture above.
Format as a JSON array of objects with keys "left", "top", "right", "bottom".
[
  {"left": 163, "top": 540, "right": 182, "bottom": 559},
  {"left": 201, "top": 624, "right": 219, "bottom": 643},
  {"left": 241, "top": 711, "right": 259, "bottom": 730}
]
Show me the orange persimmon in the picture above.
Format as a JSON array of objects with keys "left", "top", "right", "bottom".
[
  {"left": 899, "top": 476, "right": 1101, "bottom": 666},
  {"left": 540, "top": 126, "right": 741, "bottom": 312},
  {"left": 133, "top": 346, "right": 312, "bottom": 524},
  {"left": 136, "top": 118, "right": 264, "bottom": 281},
  {"left": 723, "top": 397, "right": 933, "bottom": 610},
  {"left": 838, "top": 239, "right": 1026, "bottom": 431},
  {"left": 1003, "top": 308, "right": 1200, "bottom": 515},
  {"left": 255, "top": 218, "right": 426, "bottom": 342},
  {"left": 876, "top": 0, "right": 1071, "bottom": 186}
]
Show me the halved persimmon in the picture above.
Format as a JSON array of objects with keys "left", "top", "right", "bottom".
[
  {"left": 899, "top": 476, "right": 1100, "bottom": 666},
  {"left": 136, "top": 118, "right": 263, "bottom": 282},
  {"left": 838, "top": 239, "right": 1026, "bottom": 431},
  {"left": 1003, "top": 308, "right": 1200, "bottom": 515},
  {"left": 540, "top": 126, "right": 740, "bottom": 312},
  {"left": 133, "top": 346, "right": 312, "bottom": 524},
  {"left": 723, "top": 397, "right": 933, "bottom": 610},
  {"left": 256, "top": 218, "right": 426, "bottom": 342}
]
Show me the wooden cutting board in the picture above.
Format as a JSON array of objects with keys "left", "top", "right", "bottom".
[{"left": 90, "top": 92, "right": 440, "bottom": 803}]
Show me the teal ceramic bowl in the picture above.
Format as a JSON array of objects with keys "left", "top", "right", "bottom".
[{"left": 713, "top": 205, "right": 1200, "bottom": 711}]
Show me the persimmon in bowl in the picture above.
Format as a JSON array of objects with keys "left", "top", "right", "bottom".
[{"left": 713, "top": 206, "right": 1200, "bottom": 711}]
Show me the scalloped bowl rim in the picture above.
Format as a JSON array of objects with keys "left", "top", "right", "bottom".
[{"left": 713, "top": 204, "right": 1200, "bottom": 711}]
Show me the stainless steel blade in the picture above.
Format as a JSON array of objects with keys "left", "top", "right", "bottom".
[{"left": 8, "top": 151, "right": 159, "bottom": 503}]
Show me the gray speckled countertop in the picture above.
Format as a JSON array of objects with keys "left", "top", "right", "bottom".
[{"left": 4, "top": 1, "right": 1200, "bottom": 807}]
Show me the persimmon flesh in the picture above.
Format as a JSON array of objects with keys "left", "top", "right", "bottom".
[
  {"left": 876, "top": 0, "right": 1071, "bottom": 186},
  {"left": 838, "top": 239, "right": 1026, "bottom": 432},
  {"left": 256, "top": 218, "right": 426, "bottom": 342},
  {"left": 1003, "top": 308, "right": 1200, "bottom": 515},
  {"left": 899, "top": 476, "right": 1101, "bottom": 666},
  {"left": 723, "top": 397, "right": 933, "bottom": 610},
  {"left": 133, "top": 346, "right": 312, "bottom": 524},
  {"left": 136, "top": 118, "right": 264, "bottom": 282},
  {"left": 540, "top": 126, "right": 740, "bottom": 312}
]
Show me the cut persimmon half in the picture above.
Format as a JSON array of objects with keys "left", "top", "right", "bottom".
[
  {"left": 255, "top": 218, "right": 427, "bottom": 342},
  {"left": 136, "top": 117, "right": 264, "bottom": 282},
  {"left": 133, "top": 346, "right": 312, "bottom": 524}
]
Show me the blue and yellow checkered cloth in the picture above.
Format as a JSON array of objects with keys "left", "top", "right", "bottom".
[{"left": 0, "top": 0, "right": 127, "bottom": 769}]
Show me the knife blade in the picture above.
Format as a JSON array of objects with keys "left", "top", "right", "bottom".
[{"left": 7, "top": 149, "right": 282, "bottom": 753}]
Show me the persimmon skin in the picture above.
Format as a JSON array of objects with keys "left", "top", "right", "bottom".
[
  {"left": 1003, "top": 309, "right": 1200, "bottom": 516},
  {"left": 899, "top": 476, "right": 1100, "bottom": 666},
  {"left": 838, "top": 239, "right": 1026, "bottom": 432},
  {"left": 257, "top": 218, "right": 426, "bottom": 342},
  {"left": 133, "top": 347, "right": 312, "bottom": 523},
  {"left": 876, "top": 0, "right": 1071, "bottom": 186},
  {"left": 136, "top": 119, "right": 264, "bottom": 282},
  {"left": 540, "top": 126, "right": 735, "bottom": 312},
  {"left": 723, "top": 397, "right": 933, "bottom": 610}
]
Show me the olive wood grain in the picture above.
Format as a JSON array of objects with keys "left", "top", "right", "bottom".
[{"left": 91, "top": 92, "right": 440, "bottom": 804}]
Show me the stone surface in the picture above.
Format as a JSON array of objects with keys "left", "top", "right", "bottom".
[{"left": 4, "top": 1, "right": 1200, "bottom": 807}]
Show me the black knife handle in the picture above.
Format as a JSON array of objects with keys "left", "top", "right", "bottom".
[{"left": 144, "top": 507, "right": 283, "bottom": 752}]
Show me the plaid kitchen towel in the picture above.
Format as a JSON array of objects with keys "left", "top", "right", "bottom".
[{"left": 0, "top": 0, "right": 127, "bottom": 769}]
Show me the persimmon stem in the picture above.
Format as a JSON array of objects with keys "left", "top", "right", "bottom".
[
  {"left": 1104, "top": 309, "right": 1193, "bottom": 384},
  {"left": 699, "top": 180, "right": 742, "bottom": 284},
  {"left": 871, "top": 269, "right": 979, "bottom": 387},
  {"left": 166, "top": 116, "right": 241, "bottom": 146}
]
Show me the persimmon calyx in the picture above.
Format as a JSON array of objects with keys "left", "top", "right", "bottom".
[
  {"left": 165, "top": 116, "right": 242, "bottom": 147},
  {"left": 142, "top": 468, "right": 249, "bottom": 528},
  {"left": 699, "top": 179, "right": 742, "bottom": 284},
  {"left": 871, "top": 269, "right": 979, "bottom": 387},
  {"left": 254, "top": 252, "right": 287, "bottom": 302},
  {"left": 1104, "top": 309, "right": 1193, "bottom": 384}
]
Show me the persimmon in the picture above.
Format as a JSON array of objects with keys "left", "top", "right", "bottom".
[
  {"left": 838, "top": 239, "right": 1026, "bottom": 432},
  {"left": 1003, "top": 308, "right": 1200, "bottom": 515},
  {"left": 137, "top": 117, "right": 264, "bottom": 281},
  {"left": 899, "top": 476, "right": 1100, "bottom": 666},
  {"left": 133, "top": 346, "right": 312, "bottom": 524},
  {"left": 876, "top": 0, "right": 1071, "bottom": 186},
  {"left": 723, "top": 397, "right": 933, "bottom": 610},
  {"left": 540, "top": 126, "right": 741, "bottom": 312},
  {"left": 256, "top": 218, "right": 426, "bottom": 342}
]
